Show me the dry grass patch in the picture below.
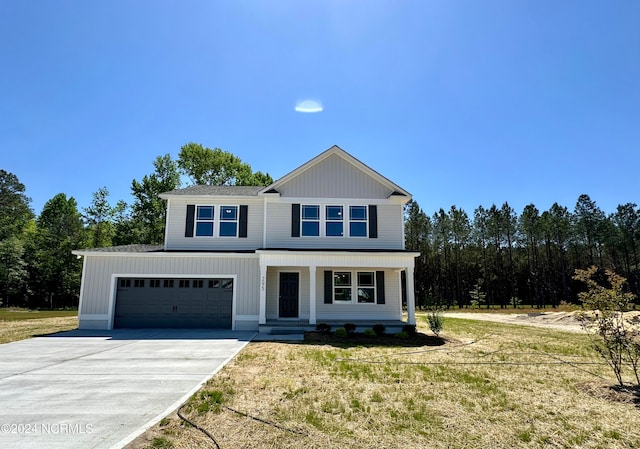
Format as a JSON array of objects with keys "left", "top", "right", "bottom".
[
  {"left": 0, "top": 316, "right": 78, "bottom": 344},
  {"left": 129, "top": 317, "right": 640, "bottom": 449}
]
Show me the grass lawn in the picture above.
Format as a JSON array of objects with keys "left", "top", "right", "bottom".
[
  {"left": 130, "top": 315, "right": 640, "bottom": 449},
  {"left": 0, "top": 309, "right": 78, "bottom": 344}
]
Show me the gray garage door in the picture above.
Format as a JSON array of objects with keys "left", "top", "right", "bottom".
[{"left": 114, "top": 278, "right": 233, "bottom": 329}]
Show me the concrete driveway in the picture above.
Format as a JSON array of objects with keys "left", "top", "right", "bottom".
[{"left": 0, "top": 329, "right": 255, "bottom": 449}]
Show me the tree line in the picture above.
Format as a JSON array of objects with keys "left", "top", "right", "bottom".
[
  {"left": 405, "top": 196, "right": 639, "bottom": 309},
  {"left": 0, "top": 143, "right": 272, "bottom": 309},
  {"left": 3, "top": 142, "right": 637, "bottom": 311}
]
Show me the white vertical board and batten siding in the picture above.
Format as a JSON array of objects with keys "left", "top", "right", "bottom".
[
  {"left": 275, "top": 153, "right": 393, "bottom": 199},
  {"left": 78, "top": 254, "right": 260, "bottom": 316},
  {"left": 165, "top": 197, "right": 264, "bottom": 250}
]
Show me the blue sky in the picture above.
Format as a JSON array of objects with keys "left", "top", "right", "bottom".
[{"left": 2, "top": 1, "right": 639, "bottom": 218}]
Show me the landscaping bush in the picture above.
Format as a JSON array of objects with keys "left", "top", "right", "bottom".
[
  {"left": 574, "top": 266, "right": 640, "bottom": 387},
  {"left": 334, "top": 328, "right": 348, "bottom": 338},
  {"left": 402, "top": 324, "right": 416, "bottom": 336},
  {"left": 343, "top": 323, "right": 357, "bottom": 334},
  {"left": 427, "top": 309, "right": 443, "bottom": 337},
  {"left": 372, "top": 324, "right": 386, "bottom": 336},
  {"left": 394, "top": 331, "right": 409, "bottom": 339},
  {"left": 316, "top": 323, "right": 332, "bottom": 333},
  {"left": 363, "top": 329, "right": 377, "bottom": 337}
]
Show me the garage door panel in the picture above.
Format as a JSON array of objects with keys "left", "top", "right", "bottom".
[{"left": 115, "top": 278, "right": 233, "bottom": 329}]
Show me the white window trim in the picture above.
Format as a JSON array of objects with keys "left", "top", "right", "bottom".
[
  {"left": 332, "top": 270, "right": 376, "bottom": 304},
  {"left": 348, "top": 205, "right": 368, "bottom": 238},
  {"left": 193, "top": 204, "right": 240, "bottom": 238},
  {"left": 301, "top": 204, "right": 321, "bottom": 238},
  {"left": 219, "top": 205, "right": 239, "bottom": 238},
  {"left": 300, "top": 203, "right": 369, "bottom": 238}
]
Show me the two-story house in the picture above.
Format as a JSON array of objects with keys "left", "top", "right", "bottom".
[{"left": 73, "top": 146, "right": 419, "bottom": 332}]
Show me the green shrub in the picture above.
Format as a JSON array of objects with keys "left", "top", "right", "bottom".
[
  {"left": 343, "top": 323, "right": 357, "bottom": 334},
  {"left": 427, "top": 309, "right": 443, "bottom": 337},
  {"left": 402, "top": 324, "right": 416, "bottom": 336},
  {"left": 334, "top": 328, "right": 348, "bottom": 338},
  {"left": 372, "top": 324, "right": 386, "bottom": 336},
  {"left": 363, "top": 329, "right": 376, "bottom": 337},
  {"left": 316, "top": 323, "right": 332, "bottom": 333},
  {"left": 394, "top": 331, "right": 409, "bottom": 339}
]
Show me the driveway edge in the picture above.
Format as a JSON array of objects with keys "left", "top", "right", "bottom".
[{"left": 108, "top": 332, "right": 256, "bottom": 449}]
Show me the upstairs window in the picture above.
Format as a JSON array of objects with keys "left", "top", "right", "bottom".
[
  {"left": 293, "top": 203, "right": 376, "bottom": 238},
  {"left": 326, "top": 205, "right": 344, "bottom": 237},
  {"left": 195, "top": 206, "right": 214, "bottom": 236},
  {"left": 349, "top": 206, "right": 367, "bottom": 237},
  {"left": 302, "top": 205, "right": 320, "bottom": 236},
  {"left": 219, "top": 206, "right": 238, "bottom": 237}
]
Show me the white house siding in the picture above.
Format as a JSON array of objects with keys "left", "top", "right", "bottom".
[
  {"left": 78, "top": 253, "right": 260, "bottom": 330},
  {"left": 164, "top": 197, "right": 264, "bottom": 250},
  {"left": 264, "top": 201, "right": 404, "bottom": 249},
  {"left": 276, "top": 153, "right": 393, "bottom": 199},
  {"left": 315, "top": 268, "right": 402, "bottom": 321},
  {"left": 265, "top": 267, "right": 310, "bottom": 320}
]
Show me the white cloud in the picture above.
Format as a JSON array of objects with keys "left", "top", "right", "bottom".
[{"left": 295, "top": 99, "right": 323, "bottom": 113}]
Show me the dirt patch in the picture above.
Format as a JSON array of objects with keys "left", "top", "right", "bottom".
[
  {"left": 576, "top": 381, "right": 640, "bottom": 406},
  {"left": 444, "top": 311, "right": 585, "bottom": 333}
]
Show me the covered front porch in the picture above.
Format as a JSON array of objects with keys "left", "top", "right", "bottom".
[{"left": 256, "top": 249, "right": 419, "bottom": 331}]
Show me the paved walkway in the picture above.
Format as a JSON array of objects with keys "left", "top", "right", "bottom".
[{"left": 0, "top": 329, "right": 254, "bottom": 449}]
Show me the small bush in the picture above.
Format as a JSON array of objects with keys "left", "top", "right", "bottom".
[
  {"left": 364, "top": 329, "right": 377, "bottom": 337},
  {"left": 334, "top": 328, "right": 348, "bottom": 338},
  {"left": 316, "top": 323, "right": 332, "bottom": 333},
  {"left": 427, "top": 309, "right": 443, "bottom": 337},
  {"left": 402, "top": 324, "right": 416, "bottom": 336},
  {"left": 343, "top": 323, "right": 357, "bottom": 334},
  {"left": 394, "top": 331, "right": 409, "bottom": 339},
  {"left": 372, "top": 324, "right": 386, "bottom": 336}
]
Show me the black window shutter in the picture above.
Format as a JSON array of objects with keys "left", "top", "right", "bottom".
[
  {"left": 369, "top": 205, "right": 378, "bottom": 238},
  {"left": 376, "top": 271, "right": 385, "bottom": 304},
  {"left": 185, "top": 204, "right": 195, "bottom": 237},
  {"left": 324, "top": 270, "right": 333, "bottom": 304},
  {"left": 291, "top": 203, "right": 301, "bottom": 237},
  {"left": 239, "top": 205, "right": 248, "bottom": 238}
]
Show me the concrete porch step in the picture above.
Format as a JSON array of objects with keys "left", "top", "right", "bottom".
[{"left": 258, "top": 325, "right": 315, "bottom": 335}]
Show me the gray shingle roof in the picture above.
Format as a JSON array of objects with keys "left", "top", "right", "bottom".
[
  {"left": 161, "top": 185, "right": 263, "bottom": 196},
  {"left": 82, "top": 244, "right": 164, "bottom": 253}
]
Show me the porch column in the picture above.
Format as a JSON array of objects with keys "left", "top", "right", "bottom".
[
  {"left": 259, "top": 262, "right": 267, "bottom": 324},
  {"left": 309, "top": 265, "right": 317, "bottom": 325},
  {"left": 406, "top": 265, "right": 416, "bottom": 325}
]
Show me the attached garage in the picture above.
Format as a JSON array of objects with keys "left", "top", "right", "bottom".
[{"left": 114, "top": 277, "right": 234, "bottom": 329}]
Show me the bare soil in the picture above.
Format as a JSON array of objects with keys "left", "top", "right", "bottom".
[{"left": 443, "top": 310, "right": 586, "bottom": 333}]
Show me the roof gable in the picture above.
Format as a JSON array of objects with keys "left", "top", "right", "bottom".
[{"left": 260, "top": 145, "right": 411, "bottom": 199}]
